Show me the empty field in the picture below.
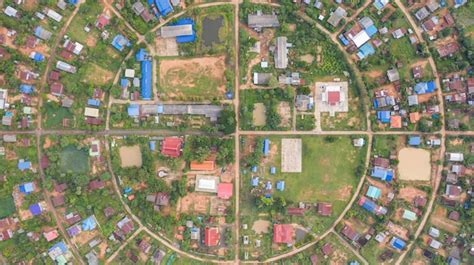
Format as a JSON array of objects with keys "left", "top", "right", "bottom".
[
  {"left": 119, "top": 145, "right": 142, "bottom": 168},
  {"left": 60, "top": 146, "right": 90, "bottom": 174}
]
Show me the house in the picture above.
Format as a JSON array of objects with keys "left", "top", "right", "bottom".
[
  {"left": 49, "top": 71, "right": 60, "bottom": 83},
  {"left": 4, "top": 6, "right": 19, "bottom": 18},
  {"left": 48, "top": 241, "right": 71, "bottom": 263},
  {"left": 155, "top": 0, "right": 174, "bottom": 16},
  {"left": 263, "top": 138, "right": 270, "bottom": 156},
  {"left": 46, "top": 8, "right": 62, "bottom": 22},
  {"left": 18, "top": 159, "right": 32, "bottom": 171},
  {"left": 321, "top": 243, "right": 333, "bottom": 256},
  {"left": 408, "top": 136, "right": 421, "bottom": 146},
  {"left": 217, "top": 183, "right": 233, "bottom": 199},
  {"left": 409, "top": 112, "right": 420, "bottom": 123},
  {"left": 19, "top": 182, "right": 35, "bottom": 194},
  {"left": 387, "top": 69, "right": 400, "bottom": 83},
  {"left": 402, "top": 209, "right": 417, "bottom": 221},
  {"left": 248, "top": 13, "right": 279, "bottom": 30},
  {"left": 56, "top": 61, "right": 77, "bottom": 73},
  {"left": 54, "top": 182, "right": 67, "bottom": 193},
  {"left": 415, "top": 7, "right": 430, "bottom": 21},
  {"left": 160, "top": 20, "right": 195, "bottom": 42},
  {"left": 43, "top": 230, "right": 59, "bottom": 242},
  {"left": 253, "top": 72, "right": 272, "bottom": 85},
  {"left": 0, "top": 89, "right": 7, "bottom": 110},
  {"left": 160, "top": 137, "right": 183, "bottom": 157},
  {"left": 390, "top": 115, "right": 402, "bottom": 128},
  {"left": 52, "top": 195, "right": 65, "bottom": 207},
  {"left": 437, "top": 42, "right": 460, "bottom": 58},
  {"left": 317, "top": 202, "right": 332, "bottom": 216},
  {"left": 341, "top": 225, "right": 360, "bottom": 242},
  {"left": 34, "top": 26, "right": 52, "bottom": 40},
  {"left": 287, "top": 207, "right": 305, "bottom": 216},
  {"left": 274, "top": 37, "right": 289, "bottom": 69},
  {"left": 95, "top": 14, "right": 110, "bottom": 30},
  {"left": 138, "top": 240, "right": 151, "bottom": 254},
  {"left": 3, "top": 135, "right": 16, "bottom": 143},
  {"left": 372, "top": 157, "right": 389, "bottom": 168},
  {"left": 204, "top": 227, "right": 220, "bottom": 247},
  {"left": 273, "top": 224, "right": 294, "bottom": 244},
  {"left": 428, "top": 238, "right": 442, "bottom": 249},
  {"left": 392, "top": 28, "right": 405, "bottom": 39},
  {"left": 447, "top": 153, "right": 464, "bottom": 162},
  {"left": 132, "top": 1, "right": 145, "bottom": 15},
  {"left": 190, "top": 160, "right": 215, "bottom": 171},
  {"left": 29, "top": 202, "right": 45, "bottom": 216},
  {"left": 414, "top": 81, "right": 436, "bottom": 94},
  {"left": 135, "top": 49, "right": 152, "bottom": 100},
  {"left": 89, "top": 140, "right": 100, "bottom": 157},
  {"left": 445, "top": 185, "right": 461, "bottom": 197},
  {"left": 327, "top": 7, "right": 347, "bottom": 27},
  {"left": 88, "top": 179, "right": 105, "bottom": 191},
  {"left": 358, "top": 196, "right": 387, "bottom": 215},
  {"left": 373, "top": 0, "right": 389, "bottom": 10},
  {"left": 84, "top": 107, "right": 99, "bottom": 118},
  {"left": 111, "top": 34, "right": 130, "bottom": 52},
  {"left": 390, "top": 237, "right": 406, "bottom": 250},
  {"left": 279, "top": 72, "right": 302, "bottom": 86},
  {"left": 116, "top": 216, "right": 134, "bottom": 236},
  {"left": 357, "top": 42, "right": 375, "bottom": 59},
  {"left": 65, "top": 212, "right": 81, "bottom": 225},
  {"left": 451, "top": 165, "right": 465, "bottom": 176},
  {"left": 353, "top": 138, "right": 365, "bottom": 147},
  {"left": 104, "top": 207, "right": 115, "bottom": 218},
  {"left": 422, "top": 17, "right": 438, "bottom": 32},
  {"left": 427, "top": 1, "right": 440, "bottom": 12},
  {"left": 50, "top": 82, "right": 64, "bottom": 96},
  {"left": 429, "top": 227, "right": 440, "bottom": 238},
  {"left": 371, "top": 167, "right": 393, "bottom": 181},
  {"left": 413, "top": 66, "right": 423, "bottom": 79},
  {"left": 414, "top": 196, "right": 427, "bottom": 208},
  {"left": 366, "top": 186, "right": 381, "bottom": 200},
  {"left": 448, "top": 211, "right": 460, "bottom": 221}
]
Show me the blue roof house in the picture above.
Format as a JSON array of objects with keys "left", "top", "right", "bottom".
[
  {"left": 365, "top": 25, "right": 378, "bottom": 37},
  {"left": 276, "top": 181, "right": 285, "bottom": 191},
  {"left": 127, "top": 104, "right": 140, "bottom": 117},
  {"left": 29, "top": 203, "right": 43, "bottom": 216},
  {"left": 270, "top": 167, "right": 276, "bottom": 175},
  {"left": 374, "top": 0, "right": 389, "bottom": 10},
  {"left": 377, "top": 111, "right": 391, "bottom": 123},
  {"left": 155, "top": 0, "right": 173, "bottom": 16},
  {"left": 111, "top": 34, "right": 130, "bottom": 52},
  {"left": 30, "top": 52, "right": 45, "bottom": 62},
  {"left": 357, "top": 43, "right": 375, "bottom": 59},
  {"left": 414, "top": 81, "right": 436, "bottom": 94},
  {"left": 82, "top": 216, "right": 97, "bottom": 231},
  {"left": 18, "top": 159, "right": 32, "bottom": 171},
  {"left": 390, "top": 237, "right": 406, "bottom": 250},
  {"left": 339, "top": 34, "right": 350, "bottom": 46},
  {"left": 371, "top": 167, "right": 393, "bottom": 181},
  {"left": 120, "top": 78, "right": 129, "bottom": 89},
  {"left": 149, "top": 141, "right": 156, "bottom": 151},
  {"left": 251, "top": 177, "right": 259, "bottom": 187},
  {"left": 262, "top": 139, "right": 270, "bottom": 156},
  {"left": 20, "top": 84, "right": 34, "bottom": 94},
  {"left": 408, "top": 136, "right": 421, "bottom": 146},
  {"left": 135, "top": 49, "right": 152, "bottom": 100},
  {"left": 68, "top": 0, "right": 79, "bottom": 5},
  {"left": 366, "top": 186, "right": 381, "bottom": 200},
  {"left": 19, "top": 182, "right": 35, "bottom": 194},
  {"left": 265, "top": 181, "right": 272, "bottom": 190},
  {"left": 87, "top": 99, "right": 100, "bottom": 107},
  {"left": 173, "top": 18, "right": 196, "bottom": 43}
]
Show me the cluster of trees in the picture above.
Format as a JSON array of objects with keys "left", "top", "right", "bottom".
[{"left": 183, "top": 136, "right": 234, "bottom": 166}]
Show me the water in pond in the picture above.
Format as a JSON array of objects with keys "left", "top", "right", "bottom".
[{"left": 202, "top": 16, "right": 224, "bottom": 47}]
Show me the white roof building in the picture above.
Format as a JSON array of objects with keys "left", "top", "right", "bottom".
[
  {"left": 46, "top": 9, "right": 63, "bottom": 22},
  {"left": 4, "top": 6, "right": 18, "bottom": 18},
  {"left": 125, "top": 69, "right": 135, "bottom": 78},
  {"left": 351, "top": 30, "right": 370, "bottom": 48},
  {"left": 0, "top": 89, "right": 7, "bottom": 110},
  {"left": 84, "top": 107, "right": 99, "bottom": 118},
  {"left": 194, "top": 175, "right": 219, "bottom": 193},
  {"left": 447, "top": 153, "right": 464, "bottom": 162},
  {"left": 160, "top": 24, "right": 193, "bottom": 38}
]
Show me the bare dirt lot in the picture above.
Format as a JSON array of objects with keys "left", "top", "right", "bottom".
[
  {"left": 252, "top": 219, "right": 271, "bottom": 234},
  {"left": 119, "top": 145, "right": 142, "bottom": 168},
  {"left": 430, "top": 206, "right": 460, "bottom": 234},
  {"left": 398, "top": 186, "right": 427, "bottom": 203},
  {"left": 277, "top": 101, "right": 291, "bottom": 127},
  {"left": 155, "top": 37, "right": 179, "bottom": 56},
  {"left": 252, "top": 103, "right": 266, "bottom": 126},
  {"left": 398, "top": 148, "right": 431, "bottom": 181},
  {"left": 178, "top": 193, "right": 210, "bottom": 215},
  {"left": 159, "top": 56, "right": 227, "bottom": 100}
]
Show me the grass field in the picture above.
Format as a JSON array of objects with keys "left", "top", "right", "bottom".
[
  {"left": 59, "top": 145, "right": 89, "bottom": 174},
  {"left": 0, "top": 195, "right": 15, "bottom": 218},
  {"left": 44, "top": 102, "right": 74, "bottom": 129},
  {"left": 454, "top": 2, "right": 474, "bottom": 36}
]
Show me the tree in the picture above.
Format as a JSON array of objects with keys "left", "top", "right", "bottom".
[{"left": 217, "top": 106, "right": 236, "bottom": 134}]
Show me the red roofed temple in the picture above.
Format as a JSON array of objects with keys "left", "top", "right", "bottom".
[{"left": 160, "top": 137, "right": 183, "bottom": 158}]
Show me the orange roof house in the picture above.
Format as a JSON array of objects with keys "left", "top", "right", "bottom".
[
  {"left": 409, "top": 112, "right": 420, "bottom": 124},
  {"left": 390, "top": 115, "right": 402, "bottom": 128},
  {"left": 273, "top": 224, "right": 294, "bottom": 244},
  {"left": 190, "top": 160, "right": 216, "bottom": 171},
  {"left": 204, "top": 227, "right": 220, "bottom": 247}
]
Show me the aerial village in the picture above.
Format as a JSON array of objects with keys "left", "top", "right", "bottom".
[{"left": 0, "top": 0, "right": 473, "bottom": 265}]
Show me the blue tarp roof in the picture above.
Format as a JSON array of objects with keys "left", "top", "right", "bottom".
[
  {"left": 49, "top": 241, "right": 68, "bottom": 254},
  {"left": 251, "top": 166, "right": 257, "bottom": 173},
  {"left": 19, "top": 182, "right": 34, "bottom": 194},
  {"left": 262, "top": 139, "right": 270, "bottom": 156},
  {"left": 251, "top": 177, "right": 259, "bottom": 187},
  {"left": 135, "top": 48, "right": 148, "bottom": 62},
  {"left": 270, "top": 167, "right": 276, "bottom": 174},
  {"left": 120, "top": 78, "right": 129, "bottom": 88},
  {"left": 366, "top": 186, "right": 381, "bottom": 199},
  {"left": 371, "top": 167, "right": 393, "bottom": 181},
  {"left": 155, "top": 0, "right": 173, "bottom": 16},
  {"left": 391, "top": 237, "right": 406, "bottom": 250},
  {"left": 414, "top": 81, "right": 435, "bottom": 94},
  {"left": 87, "top": 99, "right": 100, "bottom": 107},
  {"left": 173, "top": 18, "right": 196, "bottom": 43},
  {"left": 18, "top": 160, "right": 31, "bottom": 171},
  {"left": 68, "top": 0, "right": 79, "bottom": 4},
  {"left": 20, "top": 84, "right": 34, "bottom": 94},
  {"left": 111, "top": 34, "right": 130, "bottom": 52},
  {"left": 29, "top": 203, "right": 42, "bottom": 216},
  {"left": 141, "top": 60, "right": 152, "bottom": 100},
  {"left": 365, "top": 25, "right": 378, "bottom": 37},
  {"left": 409, "top": 136, "right": 421, "bottom": 146},
  {"left": 31, "top": 52, "right": 44, "bottom": 62},
  {"left": 149, "top": 141, "right": 156, "bottom": 151},
  {"left": 82, "top": 216, "right": 97, "bottom": 231},
  {"left": 276, "top": 181, "right": 285, "bottom": 191},
  {"left": 339, "top": 34, "right": 350, "bottom": 46},
  {"left": 377, "top": 111, "right": 391, "bottom": 123},
  {"left": 127, "top": 104, "right": 139, "bottom": 117}
]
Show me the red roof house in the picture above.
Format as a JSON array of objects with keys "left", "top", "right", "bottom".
[
  {"left": 273, "top": 224, "right": 294, "bottom": 244},
  {"left": 95, "top": 14, "right": 110, "bottom": 30},
  {"left": 204, "top": 227, "right": 220, "bottom": 247},
  {"left": 217, "top": 183, "right": 233, "bottom": 199},
  {"left": 318, "top": 203, "right": 333, "bottom": 216},
  {"left": 89, "top": 179, "right": 105, "bottom": 191},
  {"left": 43, "top": 230, "right": 59, "bottom": 242},
  {"left": 49, "top": 71, "right": 60, "bottom": 82},
  {"left": 50, "top": 82, "right": 64, "bottom": 96},
  {"left": 190, "top": 160, "right": 216, "bottom": 171},
  {"left": 287, "top": 207, "right": 306, "bottom": 216},
  {"left": 327, "top": 91, "right": 341, "bottom": 105},
  {"left": 160, "top": 137, "right": 183, "bottom": 158},
  {"left": 321, "top": 243, "right": 334, "bottom": 256}
]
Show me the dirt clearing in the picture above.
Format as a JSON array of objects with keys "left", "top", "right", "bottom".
[
  {"left": 156, "top": 37, "right": 179, "bottom": 56},
  {"left": 252, "top": 103, "right": 266, "bottom": 126},
  {"left": 430, "top": 206, "right": 460, "bottom": 234},
  {"left": 398, "top": 186, "right": 427, "bottom": 203},
  {"left": 119, "top": 145, "right": 142, "bottom": 168},
  {"left": 398, "top": 148, "right": 431, "bottom": 181},
  {"left": 277, "top": 101, "right": 291, "bottom": 127},
  {"left": 83, "top": 64, "right": 113, "bottom": 85},
  {"left": 252, "top": 220, "right": 271, "bottom": 234}
]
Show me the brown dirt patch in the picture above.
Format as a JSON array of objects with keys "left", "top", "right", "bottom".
[
  {"left": 85, "top": 35, "right": 97, "bottom": 47},
  {"left": 365, "top": 69, "right": 383, "bottom": 79},
  {"left": 73, "top": 231, "right": 98, "bottom": 247},
  {"left": 178, "top": 193, "right": 210, "bottom": 215},
  {"left": 252, "top": 219, "right": 271, "bottom": 234},
  {"left": 119, "top": 145, "right": 142, "bottom": 168},
  {"left": 375, "top": 83, "right": 399, "bottom": 98},
  {"left": 398, "top": 148, "right": 431, "bottom": 181},
  {"left": 43, "top": 137, "right": 52, "bottom": 149},
  {"left": 24, "top": 0, "right": 39, "bottom": 11},
  {"left": 277, "top": 101, "right": 291, "bottom": 127},
  {"left": 398, "top": 186, "right": 427, "bottom": 203},
  {"left": 449, "top": 138, "right": 463, "bottom": 146},
  {"left": 417, "top": 92, "right": 436, "bottom": 103},
  {"left": 252, "top": 103, "right": 266, "bottom": 126},
  {"left": 299, "top": 54, "right": 314, "bottom": 64},
  {"left": 335, "top": 185, "right": 352, "bottom": 201},
  {"left": 82, "top": 64, "right": 113, "bottom": 85},
  {"left": 387, "top": 221, "right": 409, "bottom": 241},
  {"left": 156, "top": 37, "right": 179, "bottom": 56},
  {"left": 430, "top": 206, "right": 460, "bottom": 234}
]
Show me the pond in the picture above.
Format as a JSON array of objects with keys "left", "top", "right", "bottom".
[{"left": 202, "top": 16, "right": 224, "bottom": 47}]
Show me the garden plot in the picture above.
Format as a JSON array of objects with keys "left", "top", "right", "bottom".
[
  {"left": 159, "top": 56, "right": 227, "bottom": 100},
  {"left": 398, "top": 148, "right": 431, "bottom": 181},
  {"left": 119, "top": 145, "right": 142, "bottom": 168}
]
